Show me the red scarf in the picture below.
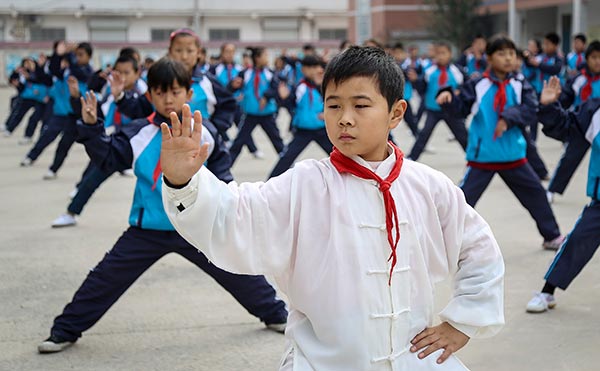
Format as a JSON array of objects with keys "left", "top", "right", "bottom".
[
  {"left": 301, "top": 78, "right": 317, "bottom": 105},
  {"left": 581, "top": 69, "right": 600, "bottom": 102},
  {"left": 147, "top": 112, "right": 163, "bottom": 191},
  {"left": 438, "top": 65, "right": 448, "bottom": 86},
  {"left": 330, "top": 143, "right": 404, "bottom": 285},
  {"left": 576, "top": 53, "right": 583, "bottom": 69},
  {"left": 253, "top": 68, "right": 261, "bottom": 100},
  {"left": 484, "top": 71, "right": 510, "bottom": 115}
]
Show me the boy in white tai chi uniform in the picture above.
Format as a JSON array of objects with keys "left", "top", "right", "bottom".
[{"left": 160, "top": 47, "right": 505, "bottom": 370}]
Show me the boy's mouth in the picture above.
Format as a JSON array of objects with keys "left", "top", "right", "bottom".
[{"left": 339, "top": 133, "right": 355, "bottom": 141}]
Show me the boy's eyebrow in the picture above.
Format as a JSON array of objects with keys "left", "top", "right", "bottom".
[{"left": 325, "top": 95, "right": 374, "bottom": 102}]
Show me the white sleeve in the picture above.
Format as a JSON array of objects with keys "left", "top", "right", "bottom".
[
  {"left": 162, "top": 166, "right": 299, "bottom": 277},
  {"left": 434, "top": 175, "right": 505, "bottom": 339}
]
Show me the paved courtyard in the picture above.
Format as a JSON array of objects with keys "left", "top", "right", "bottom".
[{"left": 0, "top": 87, "right": 598, "bottom": 371}]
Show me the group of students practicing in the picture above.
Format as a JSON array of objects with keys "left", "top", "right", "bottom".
[{"left": 2, "top": 27, "right": 599, "bottom": 370}]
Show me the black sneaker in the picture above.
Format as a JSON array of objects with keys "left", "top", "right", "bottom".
[{"left": 38, "top": 335, "right": 75, "bottom": 353}]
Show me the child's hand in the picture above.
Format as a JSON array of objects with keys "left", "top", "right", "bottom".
[
  {"left": 231, "top": 77, "right": 243, "bottom": 89},
  {"left": 407, "top": 69, "right": 418, "bottom": 82},
  {"left": 160, "top": 104, "right": 209, "bottom": 187},
  {"left": 80, "top": 91, "right": 98, "bottom": 125},
  {"left": 494, "top": 118, "right": 508, "bottom": 139},
  {"left": 527, "top": 56, "right": 540, "bottom": 67},
  {"left": 67, "top": 76, "right": 80, "bottom": 98},
  {"left": 109, "top": 71, "right": 125, "bottom": 100},
  {"left": 278, "top": 82, "right": 291, "bottom": 100},
  {"left": 540, "top": 76, "right": 561, "bottom": 105},
  {"left": 410, "top": 322, "right": 469, "bottom": 364},
  {"left": 259, "top": 97, "right": 267, "bottom": 110},
  {"left": 436, "top": 91, "right": 453, "bottom": 105}
]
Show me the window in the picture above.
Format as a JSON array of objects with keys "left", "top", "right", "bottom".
[
  {"left": 88, "top": 18, "right": 128, "bottom": 42},
  {"left": 262, "top": 18, "right": 299, "bottom": 41},
  {"left": 318, "top": 28, "right": 347, "bottom": 41},
  {"left": 209, "top": 29, "right": 240, "bottom": 41},
  {"left": 30, "top": 27, "right": 66, "bottom": 42},
  {"left": 151, "top": 28, "right": 175, "bottom": 42}
]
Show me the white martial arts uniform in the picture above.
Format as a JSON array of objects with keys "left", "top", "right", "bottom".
[{"left": 162, "top": 147, "right": 505, "bottom": 371}]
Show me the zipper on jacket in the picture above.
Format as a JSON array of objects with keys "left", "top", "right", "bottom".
[
  {"left": 137, "top": 208, "right": 144, "bottom": 227},
  {"left": 594, "top": 177, "right": 599, "bottom": 201},
  {"left": 474, "top": 138, "right": 482, "bottom": 159}
]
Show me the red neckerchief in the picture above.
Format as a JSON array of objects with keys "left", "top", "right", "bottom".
[
  {"left": 253, "top": 68, "right": 261, "bottom": 100},
  {"left": 330, "top": 142, "right": 404, "bottom": 285},
  {"left": 147, "top": 112, "right": 163, "bottom": 191},
  {"left": 300, "top": 78, "right": 318, "bottom": 105},
  {"left": 581, "top": 69, "right": 600, "bottom": 102},
  {"left": 576, "top": 53, "right": 583, "bottom": 69},
  {"left": 483, "top": 71, "right": 511, "bottom": 115},
  {"left": 438, "top": 65, "right": 448, "bottom": 86}
]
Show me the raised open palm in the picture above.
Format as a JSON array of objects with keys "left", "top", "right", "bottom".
[
  {"left": 540, "top": 76, "right": 561, "bottom": 105},
  {"left": 160, "top": 104, "right": 210, "bottom": 186}
]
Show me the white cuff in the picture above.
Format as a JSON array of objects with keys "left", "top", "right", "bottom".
[{"left": 163, "top": 173, "right": 199, "bottom": 212}]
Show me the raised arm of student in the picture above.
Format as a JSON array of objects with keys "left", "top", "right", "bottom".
[{"left": 161, "top": 105, "right": 299, "bottom": 276}]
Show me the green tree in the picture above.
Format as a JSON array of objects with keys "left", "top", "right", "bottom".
[{"left": 424, "top": 0, "right": 486, "bottom": 50}]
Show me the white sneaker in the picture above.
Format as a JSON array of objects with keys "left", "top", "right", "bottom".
[
  {"left": 43, "top": 170, "right": 57, "bottom": 180},
  {"left": 68, "top": 188, "right": 79, "bottom": 199},
  {"left": 3, "top": 131, "right": 12, "bottom": 137},
  {"left": 18, "top": 137, "right": 33, "bottom": 145},
  {"left": 252, "top": 150, "right": 265, "bottom": 159},
  {"left": 265, "top": 322, "right": 286, "bottom": 334},
  {"left": 546, "top": 191, "right": 555, "bottom": 204},
  {"left": 526, "top": 292, "right": 557, "bottom": 313},
  {"left": 20, "top": 157, "right": 33, "bottom": 167},
  {"left": 51, "top": 213, "right": 77, "bottom": 228},
  {"left": 543, "top": 235, "right": 565, "bottom": 251},
  {"left": 423, "top": 145, "right": 436, "bottom": 154},
  {"left": 120, "top": 168, "right": 135, "bottom": 177}
]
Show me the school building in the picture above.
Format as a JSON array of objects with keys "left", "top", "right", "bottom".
[
  {"left": 0, "top": 0, "right": 349, "bottom": 82},
  {"left": 349, "top": 0, "right": 600, "bottom": 54}
]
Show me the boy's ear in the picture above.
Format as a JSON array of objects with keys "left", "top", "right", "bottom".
[
  {"left": 389, "top": 99, "right": 407, "bottom": 129},
  {"left": 186, "top": 88, "right": 194, "bottom": 101}
]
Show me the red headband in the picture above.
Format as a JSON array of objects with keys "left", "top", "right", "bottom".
[{"left": 170, "top": 28, "right": 201, "bottom": 44}]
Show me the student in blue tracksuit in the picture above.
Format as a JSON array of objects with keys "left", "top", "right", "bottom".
[
  {"left": 269, "top": 56, "right": 332, "bottom": 178},
  {"left": 37, "top": 58, "right": 288, "bottom": 354},
  {"left": 566, "top": 33, "right": 587, "bottom": 78},
  {"left": 210, "top": 42, "right": 260, "bottom": 156},
  {"left": 438, "top": 36, "right": 564, "bottom": 250},
  {"left": 3, "top": 56, "right": 52, "bottom": 143},
  {"left": 547, "top": 41, "right": 600, "bottom": 202},
  {"left": 526, "top": 77, "right": 600, "bottom": 313},
  {"left": 393, "top": 43, "right": 419, "bottom": 137},
  {"left": 228, "top": 46, "right": 285, "bottom": 164},
  {"left": 524, "top": 32, "right": 564, "bottom": 141},
  {"left": 22, "top": 41, "right": 93, "bottom": 179},
  {"left": 51, "top": 55, "right": 148, "bottom": 228},
  {"left": 408, "top": 42, "right": 468, "bottom": 161},
  {"left": 457, "top": 35, "right": 488, "bottom": 80}
]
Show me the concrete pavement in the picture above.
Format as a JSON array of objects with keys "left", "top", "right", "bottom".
[{"left": 1, "top": 87, "right": 598, "bottom": 371}]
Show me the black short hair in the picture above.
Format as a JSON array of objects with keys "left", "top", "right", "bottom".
[
  {"left": 147, "top": 57, "right": 191, "bottom": 92},
  {"left": 435, "top": 41, "right": 452, "bottom": 52},
  {"left": 486, "top": 35, "right": 516, "bottom": 56},
  {"left": 246, "top": 47, "right": 266, "bottom": 66},
  {"left": 119, "top": 47, "right": 140, "bottom": 60},
  {"left": 393, "top": 42, "right": 404, "bottom": 50},
  {"left": 545, "top": 32, "right": 560, "bottom": 45},
  {"left": 301, "top": 55, "right": 322, "bottom": 67},
  {"left": 77, "top": 42, "right": 93, "bottom": 57},
  {"left": 586, "top": 40, "right": 600, "bottom": 58},
  {"left": 322, "top": 46, "right": 404, "bottom": 111},
  {"left": 303, "top": 43, "right": 315, "bottom": 52},
  {"left": 114, "top": 55, "right": 139, "bottom": 72},
  {"left": 574, "top": 33, "right": 587, "bottom": 44}
]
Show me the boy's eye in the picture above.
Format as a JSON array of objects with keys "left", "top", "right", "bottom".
[
  {"left": 327, "top": 105, "right": 340, "bottom": 109},
  {"left": 355, "top": 105, "right": 369, "bottom": 109}
]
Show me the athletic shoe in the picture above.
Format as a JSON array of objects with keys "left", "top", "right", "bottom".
[
  {"left": 423, "top": 145, "right": 436, "bottom": 154},
  {"left": 3, "top": 131, "right": 11, "bottom": 137},
  {"left": 18, "top": 137, "right": 33, "bottom": 145},
  {"left": 542, "top": 235, "right": 565, "bottom": 251},
  {"left": 265, "top": 322, "right": 286, "bottom": 334},
  {"left": 526, "top": 292, "right": 557, "bottom": 313},
  {"left": 51, "top": 213, "right": 77, "bottom": 228},
  {"left": 120, "top": 168, "right": 135, "bottom": 177},
  {"left": 546, "top": 191, "right": 555, "bottom": 204},
  {"left": 38, "top": 335, "right": 75, "bottom": 353},
  {"left": 43, "top": 170, "right": 57, "bottom": 180},
  {"left": 252, "top": 150, "right": 265, "bottom": 160},
  {"left": 20, "top": 157, "right": 33, "bottom": 167}
]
